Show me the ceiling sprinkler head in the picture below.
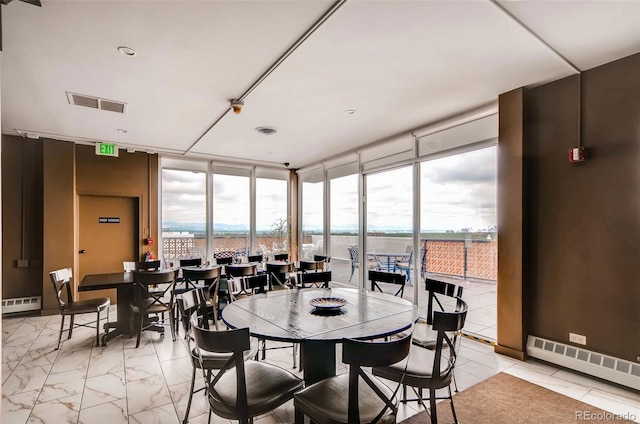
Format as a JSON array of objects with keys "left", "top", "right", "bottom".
[{"left": 230, "top": 99, "right": 244, "bottom": 114}]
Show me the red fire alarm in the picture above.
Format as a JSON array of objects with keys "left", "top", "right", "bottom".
[
  {"left": 569, "top": 147, "right": 586, "bottom": 163},
  {"left": 145, "top": 238, "right": 154, "bottom": 245}
]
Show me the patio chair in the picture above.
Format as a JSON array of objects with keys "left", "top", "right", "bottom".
[
  {"left": 372, "top": 299, "right": 468, "bottom": 424},
  {"left": 49, "top": 268, "right": 110, "bottom": 349},
  {"left": 348, "top": 245, "right": 359, "bottom": 282},
  {"left": 294, "top": 333, "right": 412, "bottom": 424},
  {"left": 394, "top": 246, "right": 413, "bottom": 284}
]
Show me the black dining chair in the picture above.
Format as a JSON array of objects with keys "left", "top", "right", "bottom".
[
  {"left": 214, "top": 256, "right": 233, "bottom": 265},
  {"left": 273, "top": 253, "right": 289, "bottom": 261},
  {"left": 372, "top": 299, "right": 468, "bottom": 424},
  {"left": 298, "top": 270, "right": 331, "bottom": 289},
  {"left": 247, "top": 254, "right": 263, "bottom": 263},
  {"left": 182, "top": 266, "right": 222, "bottom": 324},
  {"left": 412, "top": 278, "right": 464, "bottom": 350},
  {"left": 131, "top": 269, "right": 177, "bottom": 347},
  {"left": 49, "top": 268, "right": 110, "bottom": 349},
  {"left": 313, "top": 254, "right": 331, "bottom": 270},
  {"left": 177, "top": 289, "right": 258, "bottom": 424},
  {"left": 266, "top": 261, "right": 295, "bottom": 289},
  {"left": 369, "top": 269, "right": 407, "bottom": 297},
  {"left": 179, "top": 258, "right": 202, "bottom": 268},
  {"left": 225, "top": 263, "right": 258, "bottom": 300},
  {"left": 191, "top": 322, "right": 303, "bottom": 424},
  {"left": 294, "top": 333, "right": 412, "bottom": 424}
]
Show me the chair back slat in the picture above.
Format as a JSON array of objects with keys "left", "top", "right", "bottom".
[
  {"left": 299, "top": 271, "right": 331, "bottom": 288},
  {"left": 342, "top": 333, "right": 412, "bottom": 368},
  {"left": 425, "top": 278, "right": 464, "bottom": 325},
  {"left": 191, "top": 318, "right": 251, "bottom": 353},
  {"left": 247, "top": 254, "right": 263, "bottom": 263},
  {"left": 179, "top": 258, "right": 202, "bottom": 267},
  {"left": 369, "top": 270, "right": 406, "bottom": 297},
  {"left": 274, "top": 253, "right": 289, "bottom": 261},
  {"left": 49, "top": 268, "right": 73, "bottom": 308},
  {"left": 245, "top": 274, "right": 268, "bottom": 294}
]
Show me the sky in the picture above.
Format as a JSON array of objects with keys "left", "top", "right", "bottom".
[{"left": 162, "top": 145, "right": 496, "bottom": 233}]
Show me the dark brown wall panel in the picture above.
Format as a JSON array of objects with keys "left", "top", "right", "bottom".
[
  {"left": 496, "top": 88, "right": 525, "bottom": 359},
  {"left": 42, "top": 140, "right": 75, "bottom": 311},
  {"left": 2, "top": 136, "right": 43, "bottom": 299},
  {"left": 524, "top": 53, "right": 640, "bottom": 361}
]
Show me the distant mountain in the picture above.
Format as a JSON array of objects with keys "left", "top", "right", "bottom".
[{"left": 163, "top": 221, "right": 249, "bottom": 233}]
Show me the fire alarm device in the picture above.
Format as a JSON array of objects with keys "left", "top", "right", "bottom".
[
  {"left": 145, "top": 238, "right": 154, "bottom": 245},
  {"left": 569, "top": 147, "right": 586, "bottom": 163}
]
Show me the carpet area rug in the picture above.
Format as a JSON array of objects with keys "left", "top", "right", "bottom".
[{"left": 399, "top": 372, "right": 636, "bottom": 424}]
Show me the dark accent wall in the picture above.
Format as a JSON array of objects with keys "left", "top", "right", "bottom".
[
  {"left": 496, "top": 89, "right": 525, "bottom": 359},
  {"left": 522, "top": 53, "right": 639, "bottom": 362},
  {"left": 2, "top": 136, "right": 43, "bottom": 299},
  {"left": 1, "top": 137, "right": 159, "bottom": 312}
]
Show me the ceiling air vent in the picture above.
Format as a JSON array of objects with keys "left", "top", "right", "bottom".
[
  {"left": 255, "top": 126, "right": 278, "bottom": 136},
  {"left": 66, "top": 92, "right": 127, "bottom": 114}
]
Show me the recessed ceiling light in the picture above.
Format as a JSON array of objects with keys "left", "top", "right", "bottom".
[
  {"left": 118, "top": 46, "right": 137, "bottom": 57},
  {"left": 345, "top": 109, "right": 356, "bottom": 115},
  {"left": 255, "top": 126, "right": 278, "bottom": 135},
  {"left": 117, "top": 128, "right": 128, "bottom": 133}
]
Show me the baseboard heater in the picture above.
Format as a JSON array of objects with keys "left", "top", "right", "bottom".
[
  {"left": 2, "top": 296, "right": 42, "bottom": 314},
  {"left": 527, "top": 336, "right": 640, "bottom": 391}
]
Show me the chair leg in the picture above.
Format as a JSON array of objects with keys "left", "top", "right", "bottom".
[
  {"left": 448, "top": 386, "right": 459, "bottom": 424},
  {"left": 68, "top": 315, "right": 75, "bottom": 339},
  {"left": 95, "top": 310, "right": 101, "bottom": 346},
  {"left": 135, "top": 313, "right": 144, "bottom": 348},
  {"left": 183, "top": 365, "right": 196, "bottom": 424},
  {"left": 295, "top": 408, "right": 304, "bottom": 424},
  {"left": 292, "top": 343, "right": 298, "bottom": 369},
  {"left": 429, "top": 388, "right": 438, "bottom": 424},
  {"left": 452, "top": 370, "right": 459, "bottom": 392},
  {"left": 56, "top": 315, "right": 65, "bottom": 350},
  {"left": 169, "top": 309, "right": 177, "bottom": 342}
]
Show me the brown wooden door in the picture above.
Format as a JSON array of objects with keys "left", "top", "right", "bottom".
[{"left": 78, "top": 195, "right": 138, "bottom": 302}]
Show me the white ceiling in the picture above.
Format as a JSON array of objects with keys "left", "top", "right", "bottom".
[{"left": 2, "top": 0, "right": 639, "bottom": 169}]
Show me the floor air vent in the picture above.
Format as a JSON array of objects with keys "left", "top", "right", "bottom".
[
  {"left": 2, "top": 296, "right": 42, "bottom": 314},
  {"left": 527, "top": 336, "right": 640, "bottom": 390}
]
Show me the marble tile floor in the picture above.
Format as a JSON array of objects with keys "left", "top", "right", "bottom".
[{"left": 2, "top": 310, "right": 639, "bottom": 424}]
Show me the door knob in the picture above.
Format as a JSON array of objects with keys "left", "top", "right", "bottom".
[{"left": 79, "top": 249, "right": 86, "bottom": 254}]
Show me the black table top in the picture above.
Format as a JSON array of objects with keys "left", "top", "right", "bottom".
[
  {"left": 79, "top": 272, "right": 136, "bottom": 291},
  {"left": 221, "top": 287, "right": 418, "bottom": 343}
]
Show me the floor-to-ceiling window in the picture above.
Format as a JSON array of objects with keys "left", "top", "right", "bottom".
[
  {"left": 161, "top": 159, "right": 290, "bottom": 265},
  {"left": 256, "top": 176, "right": 288, "bottom": 257},
  {"left": 330, "top": 173, "right": 358, "bottom": 282},
  {"left": 365, "top": 165, "right": 414, "bottom": 302},
  {"left": 420, "top": 145, "right": 497, "bottom": 339},
  {"left": 212, "top": 171, "right": 250, "bottom": 259},
  {"left": 161, "top": 168, "right": 207, "bottom": 266},
  {"left": 300, "top": 170, "right": 324, "bottom": 260}
]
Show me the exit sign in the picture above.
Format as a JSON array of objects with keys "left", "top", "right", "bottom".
[{"left": 95, "top": 142, "right": 119, "bottom": 157}]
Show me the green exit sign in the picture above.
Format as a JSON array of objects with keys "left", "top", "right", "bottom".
[{"left": 95, "top": 142, "right": 119, "bottom": 157}]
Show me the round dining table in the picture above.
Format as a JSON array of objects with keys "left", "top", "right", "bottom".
[{"left": 221, "top": 287, "right": 418, "bottom": 385}]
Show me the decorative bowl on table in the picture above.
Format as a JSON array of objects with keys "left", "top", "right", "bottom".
[{"left": 309, "top": 297, "right": 347, "bottom": 311}]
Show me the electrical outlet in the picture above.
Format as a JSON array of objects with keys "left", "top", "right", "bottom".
[{"left": 569, "top": 332, "right": 587, "bottom": 345}]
